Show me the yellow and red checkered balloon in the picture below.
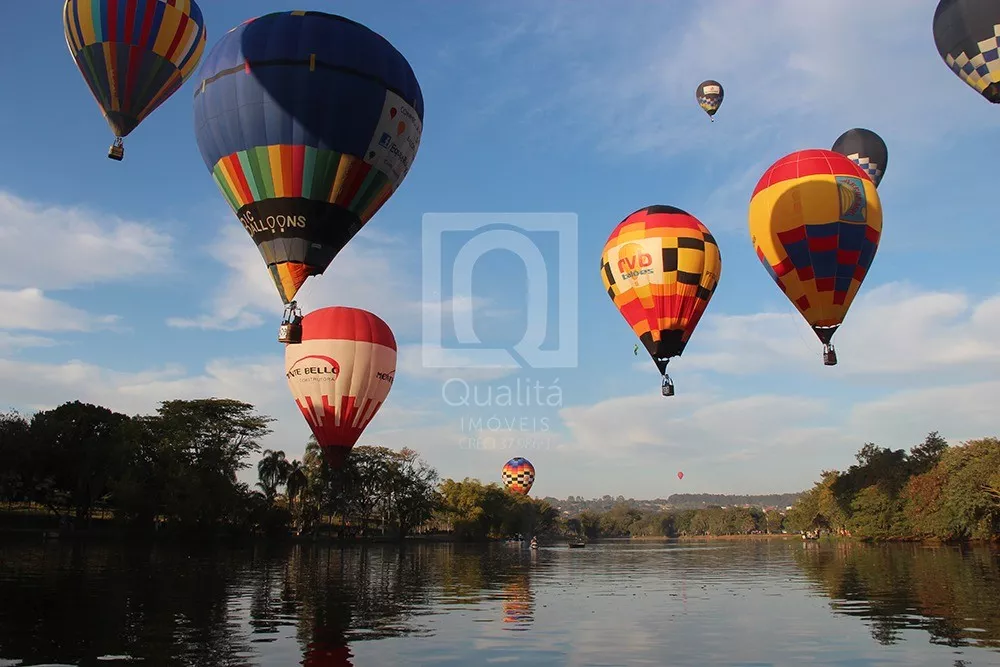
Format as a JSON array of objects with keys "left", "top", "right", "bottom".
[{"left": 601, "top": 205, "right": 722, "bottom": 378}]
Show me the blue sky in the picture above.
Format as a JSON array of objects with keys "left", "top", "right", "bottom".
[{"left": 1, "top": 0, "right": 998, "bottom": 499}]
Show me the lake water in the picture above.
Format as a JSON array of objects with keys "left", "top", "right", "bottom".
[{"left": 0, "top": 538, "right": 998, "bottom": 666}]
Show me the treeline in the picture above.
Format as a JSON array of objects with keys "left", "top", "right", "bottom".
[
  {"left": 0, "top": 398, "right": 558, "bottom": 541},
  {"left": 541, "top": 493, "right": 801, "bottom": 516},
  {"left": 3, "top": 400, "right": 995, "bottom": 544},
  {"left": 563, "top": 502, "right": 788, "bottom": 538},
  {"left": 661, "top": 492, "right": 802, "bottom": 510},
  {"left": 785, "top": 432, "right": 1000, "bottom": 542}
]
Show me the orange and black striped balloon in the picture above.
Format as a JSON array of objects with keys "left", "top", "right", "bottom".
[{"left": 601, "top": 206, "right": 722, "bottom": 374}]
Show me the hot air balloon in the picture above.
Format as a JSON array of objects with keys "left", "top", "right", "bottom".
[
  {"left": 601, "top": 206, "right": 722, "bottom": 397},
  {"left": 502, "top": 457, "right": 535, "bottom": 495},
  {"left": 62, "top": 0, "right": 207, "bottom": 161},
  {"left": 832, "top": 128, "right": 888, "bottom": 188},
  {"left": 285, "top": 306, "right": 396, "bottom": 470},
  {"left": 933, "top": 0, "right": 1000, "bottom": 103},
  {"left": 193, "top": 11, "right": 424, "bottom": 343},
  {"left": 748, "top": 149, "right": 882, "bottom": 366},
  {"left": 695, "top": 80, "right": 724, "bottom": 121},
  {"left": 677, "top": 471, "right": 684, "bottom": 480}
]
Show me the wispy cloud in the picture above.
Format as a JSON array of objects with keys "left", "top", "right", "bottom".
[
  {"left": 0, "top": 191, "right": 173, "bottom": 290},
  {"left": 0, "top": 288, "right": 120, "bottom": 332}
]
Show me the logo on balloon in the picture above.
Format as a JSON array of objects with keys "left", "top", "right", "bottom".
[
  {"left": 617, "top": 243, "right": 654, "bottom": 281},
  {"left": 836, "top": 176, "right": 867, "bottom": 223},
  {"left": 397, "top": 121, "right": 406, "bottom": 136},
  {"left": 285, "top": 355, "right": 341, "bottom": 381},
  {"left": 389, "top": 107, "right": 397, "bottom": 119}
]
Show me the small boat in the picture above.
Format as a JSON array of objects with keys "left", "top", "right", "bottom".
[{"left": 568, "top": 542, "right": 586, "bottom": 549}]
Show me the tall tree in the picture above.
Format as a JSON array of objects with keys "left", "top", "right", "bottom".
[
  {"left": 29, "top": 401, "right": 130, "bottom": 527},
  {"left": 151, "top": 398, "right": 272, "bottom": 529}
]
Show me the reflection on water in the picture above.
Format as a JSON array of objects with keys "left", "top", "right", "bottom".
[
  {"left": 0, "top": 538, "right": 997, "bottom": 666},
  {"left": 795, "top": 541, "right": 1000, "bottom": 651}
]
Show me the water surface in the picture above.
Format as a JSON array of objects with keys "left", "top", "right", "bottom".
[{"left": 0, "top": 538, "right": 997, "bottom": 666}]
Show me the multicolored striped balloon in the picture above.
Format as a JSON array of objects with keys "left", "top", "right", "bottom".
[
  {"left": 285, "top": 306, "right": 396, "bottom": 469},
  {"left": 63, "top": 0, "right": 207, "bottom": 153},
  {"left": 748, "top": 149, "right": 883, "bottom": 365},
  {"left": 193, "top": 11, "right": 424, "bottom": 305}
]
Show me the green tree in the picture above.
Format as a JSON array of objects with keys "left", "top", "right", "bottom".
[
  {"left": 152, "top": 398, "right": 272, "bottom": 530},
  {"left": 28, "top": 401, "right": 130, "bottom": 527},
  {"left": 383, "top": 447, "right": 440, "bottom": 539},
  {"left": 0, "top": 410, "right": 30, "bottom": 503},
  {"left": 908, "top": 431, "right": 949, "bottom": 476}
]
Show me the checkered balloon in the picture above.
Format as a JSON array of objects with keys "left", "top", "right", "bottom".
[{"left": 502, "top": 457, "right": 535, "bottom": 495}]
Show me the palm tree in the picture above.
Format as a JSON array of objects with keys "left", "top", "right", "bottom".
[
  {"left": 257, "top": 449, "right": 291, "bottom": 503},
  {"left": 286, "top": 459, "right": 307, "bottom": 525}
]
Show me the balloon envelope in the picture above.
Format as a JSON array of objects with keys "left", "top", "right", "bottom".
[
  {"left": 695, "top": 79, "right": 724, "bottom": 118},
  {"left": 748, "top": 149, "right": 882, "bottom": 349},
  {"left": 933, "top": 0, "right": 1000, "bottom": 103},
  {"left": 63, "top": 0, "right": 207, "bottom": 139},
  {"left": 831, "top": 128, "right": 888, "bottom": 188},
  {"left": 502, "top": 457, "right": 535, "bottom": 495},
  {"left": 601, "top": 205, "right": 722, "bottom": 375},
  {"left": 193, "top": 11, "right": 424, "bottom": 305},
  {"left": 285, "top": 306, "right": 396, "bottom": 469}
]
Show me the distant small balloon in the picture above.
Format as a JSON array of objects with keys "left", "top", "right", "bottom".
[
  {"left": 677, "top": 471, "right": 684, "bottom": 480},
  {"left": 695, "top": 80, "right": 724, "bottom": 121}
]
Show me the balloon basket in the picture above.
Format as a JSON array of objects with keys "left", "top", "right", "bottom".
[
  {"left": 823, "top": 345, "right": 838, "bottom": 366},
  {"left": 661, "top": 375, "right": 675, "bottom": 397},
  {"left": 278, "top": 301, "right": 303, "bottom": 344},
  {"left": 107, "top": 139, "right": 124, "bottom": 161},
  {"left": 278, "top": 321, "right": 302, "bottom": 344}
]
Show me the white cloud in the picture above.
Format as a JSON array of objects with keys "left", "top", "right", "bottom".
[
  {"left": 0, "top": 332, "right": 59, "bottom": 353},
  {"left": 849, "top": 380, "right": 1000, "bottom": 447},
  {"left": 676, "top": 282, "right": 1000, "bottom": 378},
  {"left": 555, "top": 378, "right": 1000, "bottom": 495},
  {"left": 0, "top": 191, "right": 173, "bottom": 290},
  {"left": 0, "top": 288, "right": 119, "bottom": 332}
]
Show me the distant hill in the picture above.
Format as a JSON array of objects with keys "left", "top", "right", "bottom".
[{"left": 540, "top": 492, "right": 804, "bottom": 515}]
